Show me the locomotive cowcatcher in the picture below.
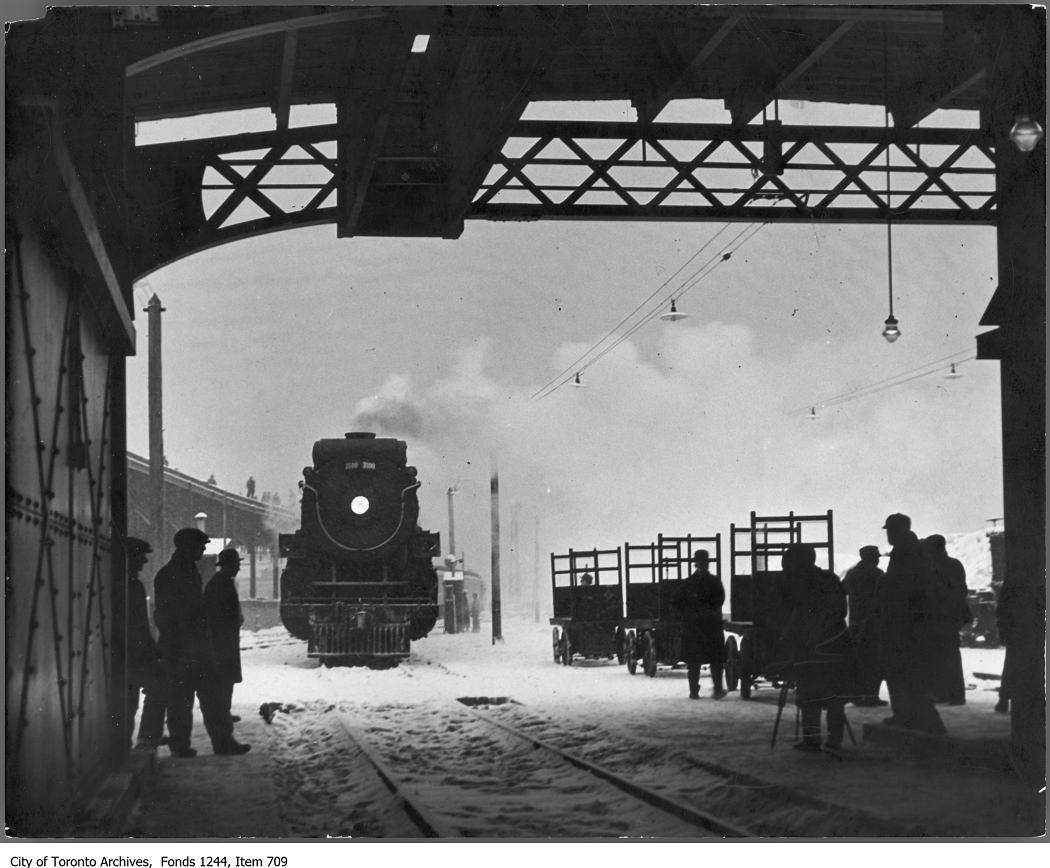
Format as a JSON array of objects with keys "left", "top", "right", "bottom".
[{"left": 279, "top": 432, "right": 441, "bottom": 667}]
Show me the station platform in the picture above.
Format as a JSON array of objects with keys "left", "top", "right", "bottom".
[{"left": 83, "top": 693, "right": 1043, "bottom": 840}]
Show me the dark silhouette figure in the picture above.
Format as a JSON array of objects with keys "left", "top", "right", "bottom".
[
  {"left": 872, "top": 514, "right": 946, "bottom": 736},
  {"left": 580, "top": 571, "right": 594, "bottom": 586},
  {"left": 672, "top": 550, "right": 726, "bottom": 700},
  {"left": 153, "top": 528, "right": 245, "bottom": 757},
  {"left": 841, "top": 545, "right": 888, "bottom": 707},
  {"left": 780, "top": 543, "right": 856, "bottom": 751},
  {"left": 246, "top": 476, "right": 256, "bottom": 499},
  {"left": 204, "top": 549, "right": 250, "bottom": 752},
  {"left": 207, "top": 474, "right": 217, "bottom": 486},
  {"left": 470, "top": 592, "right": 481, "bottom": 632},
  {"left": 923, "top": 534, "right": 970, "bottom": 706},
  {"left": 120, "top": 537, "right": 168, "bottom": 749}
]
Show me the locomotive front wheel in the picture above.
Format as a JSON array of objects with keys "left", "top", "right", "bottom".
[
  {"left": 626, "top": 632, "right": 639, "bottom": 675},
  {"left": 642, "top": 632, "right": 658, "bottom": 678},
  {"left": 552, "top": 627, "right": 562, "bottom": 664},
  {"left": 724, "top": 635, "right": 739, "bottom": 691}
]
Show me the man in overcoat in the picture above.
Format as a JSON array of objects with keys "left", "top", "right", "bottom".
[
  {"left": 923, "top": 534, "right": 970, "bottom": 706},
  {"left": 121, "top": 537, "right": 168, "bottom": 748},
  {"left": 153, "top": 527, "right": 247, "bottom": 756},
  {"left": 673, "top": 550, "right": 726, "bottom": 700},
  {"left": 204, "top": 548, "right": 249, "bottom": 740},
  {"left": 841, "top": 545, "right": 888, "bottom": 706},
  {"left": 872, "top": 514, "right": 946, "bottom": 735}
]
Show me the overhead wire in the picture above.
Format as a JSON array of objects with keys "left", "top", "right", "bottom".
[
  {"left": 529, "top": 222, "right": 733, "bottom": 400},
  {"left": 788, "top": 347, "right": 979, "bottom": 416},
  {"left": 575, "top": 222, "right": 767, "bottom": 376},
  {"left": 532, "top": 221, "right": 769, "bottom": 400}
]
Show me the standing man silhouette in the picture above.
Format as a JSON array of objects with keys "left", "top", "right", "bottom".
[
  {"left": 673, "top": 550, "right": 726, "bottom": 700},
  {"left": 121, "top": 537, "right": 168, "bottom": 749},
  {"left": 204, "top": 549, "right": 251, "bottom": 750},
  {"left": 873, "top": 514, "right": 945, "bottom": 736},
  {"left": 841, "top": 545, "right": 888, "bottom": 707}
]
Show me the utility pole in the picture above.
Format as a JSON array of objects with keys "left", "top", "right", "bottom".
[
  {"left": 145, "top": 294, "right": 165, "bottom": 563},
  {"left": 447, "top": 486, "right": 457, "bottom": 559},
  {"left": 490, "top": 456, "right": 503, "bottom": 643}
]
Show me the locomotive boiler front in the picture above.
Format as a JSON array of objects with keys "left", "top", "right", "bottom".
[
  {"left": 301, "top": 433, "right": 420, "bottom": 559},
  {"left": 279, "top": 432, "right": 440, "bottom": 667}
]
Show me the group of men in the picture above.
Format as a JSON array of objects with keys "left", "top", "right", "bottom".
[
  {"left": 672, "top": 511, "right": 971, "bottom": 752},
  {"left": 122, "top": 527, "right": 251, "bottom": 758},
  {"left": 841, "top": 513, "right": 971, "bottom": 736}
]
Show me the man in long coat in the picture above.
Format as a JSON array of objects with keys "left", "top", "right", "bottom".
[
  {"left": 673, "top": 550, "right": 726, "bottom": 700},
  {"left": 841, "top": 545, "right": 888, "bottom": 706},
  {"left": 204, "top": 548, "right": 248, "bottom": 738},
  {"left": 153, "top": 528, "right": 246, "bottom": 756},
  {"left": 121, "top": 537, "right": 167, "bottom": 748},
  {"left": 872, "top": 514, "right": 946, "bottom": 735},
  {"left": 923, "top": 534, "right": 970, "bottom": 706}
]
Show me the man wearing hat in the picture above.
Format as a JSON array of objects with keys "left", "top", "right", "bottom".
[
  {"left": 203, "top": 549, "right": 251, "bottom": 754},
  {"left": 153, "top": 527, "right": 240, "bottom": 756},
  {"left": 841, "top": 545, "right": 888, "bottom": 707},
  {"left": 120, "top": 537, "right": 168, "bottom": 748},
  {"left": 872, "top": 513, "right": 946, "bottom": 735},
  {"left": 672, "top": 550, "right": 727, "bottom": 700}
]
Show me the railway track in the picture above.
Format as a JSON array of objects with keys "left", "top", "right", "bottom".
[{"left": 325, "top": 700, "right": 752, "bottom": 838}]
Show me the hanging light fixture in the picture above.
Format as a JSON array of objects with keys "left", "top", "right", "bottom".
[
  {"left": 808, "top": 406, "right": 818, "bottom": 421},
  {"left": 882, "top": 315, "right": 901, "bottom": 343},
  {"left": 660, "top": 299, "right": 688, "bottom": 322},
  {"left": 880, "top": 29, "right": 900, "bottom": 345},
  {"left": 945, "top": 362, "right": 962, "bottom": 379},
  {"left": 1009, "top": 115, "right": 1044, "bottom": 153},
  {"left": 571, "top": 372, "right": 585, "bottom": 388}
]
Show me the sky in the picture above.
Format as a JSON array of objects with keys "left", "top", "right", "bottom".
[{"left": 125, "top": 99, "right": 1004, "bottom": 595}]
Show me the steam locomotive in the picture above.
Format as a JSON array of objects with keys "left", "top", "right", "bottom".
[{"left": 278, "top": 432, "right": 441, "bottom": 667}]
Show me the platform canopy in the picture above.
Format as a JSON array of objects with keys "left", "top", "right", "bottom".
[{"left": 6, "top": 4, "right": 1044, "bottom": 277}]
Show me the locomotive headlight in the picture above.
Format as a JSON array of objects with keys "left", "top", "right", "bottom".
[{"left": 350, "top": 495, "right": 370, "bottom": 515}]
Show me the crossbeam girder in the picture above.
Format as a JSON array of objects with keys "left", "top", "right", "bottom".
[{"left": 127, "top": 120, "right": 996, "bottom": 277}]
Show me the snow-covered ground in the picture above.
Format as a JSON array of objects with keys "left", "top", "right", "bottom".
[{"left": 185, "top": 605, "right": 1034, "bottom": 841}]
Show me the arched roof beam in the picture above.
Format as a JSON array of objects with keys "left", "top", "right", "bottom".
[{"left": 125, "top": 8, "right": 386, "bottom": 78}]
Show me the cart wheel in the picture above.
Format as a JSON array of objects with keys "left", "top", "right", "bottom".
[
  {"left": 724, "top": 635, "right": 739, "bottom": 691},
  {"left": 615, "top": 627, "right": 627, "bottom": 665},
  {"left": 561, "top": 632, "right": 572, "bottom": 666},
  {"left": 552, "top": 627, "right": 562, "bottom": 664},
  {"left": 642, "top": 631, "right": 658, "bottom": 678},
  {"left": 739, "top": 634, "right": 753, "bottom": 699},
  {"left": 626, "top": 632, "right": 638, "bottom": 675}
]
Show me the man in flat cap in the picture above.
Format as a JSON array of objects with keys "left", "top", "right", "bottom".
[
  {"left": 872, "top": 513, "right": 945, "bottom": 735},
  {"left": 841, "top": 545, "right": 888, "bottom": 707},
  {"left": 153, "top": 527, "right": 231, "bottom": 757},
  {"left": 119, "top": 537, "right": 168, "bottom": 749}
]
